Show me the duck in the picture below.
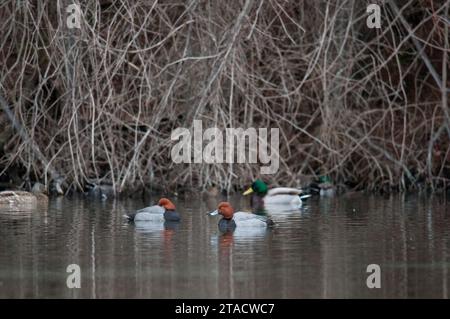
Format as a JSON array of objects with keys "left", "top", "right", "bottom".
[
  {"left": 124, "top": 198, "right": 180, "bottom": 222},
  {"left": 208, "top": 202, "right": 274, "bottom": 232},
  {"left": 243, "top": 179, "right": 311, "bottom": 210},
  {"left": 309, "top": 176, "right": 336, "bottom": 197},
  {"left": 0, "top": 183, "right": 48, "bottom": 209}
]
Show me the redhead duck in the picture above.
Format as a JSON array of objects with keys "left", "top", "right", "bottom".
[
  {"left": 208, "top": 202, "right": 274, "bottom": 232},
  {"left": 125, "top": 198, "right": 180, "bottom": 222}
]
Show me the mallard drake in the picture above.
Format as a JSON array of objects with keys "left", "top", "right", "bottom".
[
  {"left": 243, "top": 179, "right": 310, "bottom": 210},
  {"left": 124, "top": 198, "right": 180, "bottom": 222},
  {"left": 309, "top": 176, "right": 336, "bottom": 197},
  {"left": 0, "top": 183, "right": 48, "bottom": 210},
  {"left": 208, "top": 202, "right": 274, "bottom": 232}
]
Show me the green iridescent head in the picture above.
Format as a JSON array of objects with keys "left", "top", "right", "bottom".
[
  {"left": 319, "top": 175, "right": 332, "bottom": 183},
  {"left": 243, "top": 179, "right": 268, "bottom": 196}
]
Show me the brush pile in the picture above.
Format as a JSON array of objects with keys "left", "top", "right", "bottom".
[{"left": 0, "top": 0, "right": 449, "bottom": 194}]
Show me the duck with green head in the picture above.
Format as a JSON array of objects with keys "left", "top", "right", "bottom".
[
  {"left": 309, "top": 176, "right": 336, "bottom": 197},
  {"left": 243, "top": 179, "right": 310, "bottom": 210}
]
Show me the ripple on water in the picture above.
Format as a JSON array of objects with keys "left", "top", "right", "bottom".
[{"left": 0, "top": 194, "right": 449, "bottom": 298}]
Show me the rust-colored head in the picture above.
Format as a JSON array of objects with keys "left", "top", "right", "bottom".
[
  {"left": 158, "top": 198, "right": 176, "bottom": 211},
  {"left": 217, "top": 202, "right": 234, "bottom": 219}
]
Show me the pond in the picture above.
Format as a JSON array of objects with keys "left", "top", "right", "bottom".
[{"left": 0, "top": 193, "right": 449, "bottom": 298}]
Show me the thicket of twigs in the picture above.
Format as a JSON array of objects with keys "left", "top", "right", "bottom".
[{"left": 0, "top": 0, "right": 449, "bottom": 195}]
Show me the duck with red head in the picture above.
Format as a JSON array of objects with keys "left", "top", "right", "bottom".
[
  {"left": 208, "top": 202, "right": 273, "bottom": 232},
  {"left": 124, "top": 198, "right": 180, "bottom": 222}
]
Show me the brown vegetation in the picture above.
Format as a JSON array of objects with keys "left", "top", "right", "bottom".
[{"left": 0, "top": 0, "right": 449, "bottom": 195}]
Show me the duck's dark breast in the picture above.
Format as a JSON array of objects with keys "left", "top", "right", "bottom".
[
  {"left": 164, "top": 210, "right": 181, "bottom": 222},
  {"left": 125, "top": 212, "right": 136, "bottom": 221},
  {"left": 218, "top": 218, "right": 236, "bottom": 232}
]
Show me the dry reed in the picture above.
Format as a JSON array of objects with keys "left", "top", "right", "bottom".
[{"left": 0, "top": 0, "right": 449, "bottom": 195}]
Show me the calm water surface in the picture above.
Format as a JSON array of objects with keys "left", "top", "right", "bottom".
[{"left": 0, "top": 193, "right": 449, "bottom": 298}]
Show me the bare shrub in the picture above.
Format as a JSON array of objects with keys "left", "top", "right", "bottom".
[{"left": 0, "top": 0, "right": 449, "bottom": 194}]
